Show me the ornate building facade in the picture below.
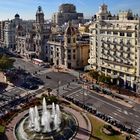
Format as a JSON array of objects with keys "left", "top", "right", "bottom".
[
  {"left": 88, "top": 4, "right": 140, "bottom": 92},
  {"left": 52, "top": 3, "right": 83, "bottom": 26},
  {"left": 0, "top": 14, "right": 33, "bottom": 50},
  {"left": 46, "top": 22, "right": 89, "bottom": 69},
  {"left": 16, "top": 6, "right": 51, "bottom": 60}
]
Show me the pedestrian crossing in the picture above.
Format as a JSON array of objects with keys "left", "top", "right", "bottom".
[{"left": 136, "top": 128, "right": 140, "bottom": 139}]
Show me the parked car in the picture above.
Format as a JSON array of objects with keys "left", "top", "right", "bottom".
[{"left": 21, "top": 82, "right": 39, "bottom": 90}]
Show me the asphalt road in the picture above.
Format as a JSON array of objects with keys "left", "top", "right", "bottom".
[
  {"left": 54, "top": 82, "right": 140, "bottom": 138},
  {"left": 8, "top": 57, "right": 140, "bottom": 138},
  {"left": 13, "top": 57, "right": 75, "bottom": 89}
]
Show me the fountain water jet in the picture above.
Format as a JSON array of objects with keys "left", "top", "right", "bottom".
[
  {"left": 15, "top": 98, "right": 78, "bottom": 140},
  {"left": 28, "top": 98, "right": 61, "bottom": 133}
]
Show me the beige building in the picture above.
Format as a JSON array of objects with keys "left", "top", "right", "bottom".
[
  {"left": 88, "top": 4, "right": 140, "bottom": 92},
  {"left": 52, "top": 3, "right": 83, "bottom": 26},
  {"left": 16, "top": 6, "right": 51, "bottom": 60},
  {"left": 46, "top": 22, "right": 89, "bottom": 69}
]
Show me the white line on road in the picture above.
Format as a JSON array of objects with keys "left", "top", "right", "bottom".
[
  {"left": 123, "top": 110, "right": 128, "bottom": 115},
  {"left": 87, "top": 93, "right": 121, "bottom": 110},
  {"left": 67, "top": 89, "right": 83, "bottom": 97}
]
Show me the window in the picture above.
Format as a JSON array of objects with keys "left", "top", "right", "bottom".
[
  {"left": 68, "top": 49, "right": 71, "bottom": 53},
  {"left": 127, "top": 32, "right": 132, "bottom": 37},
  {"left": 96, "top": 42, "right": 98, "bottom": 46},
  {"left": 73, "top": 49, "right": 75, "bottom": 53},
  {"left": 51, "top": 51, "right": 53, "bottom": 55},
  {"left": 113, "top": 32, "right": 118, "bottom": 35},
  {"left": 100, "top": 30, "right": 105, "bottom": 34},
  {"left": 73, "top": 38, "right": 76, "bottom": 43},
  {"left": 68, "top": 55, "right": 71, "bottom": 60},
  {"left": 57, "top": 53, "right": 59, "bottom": 57},
  {"left": 57, "top": 48, "right": 59, "bottom": 51},
  {"left": 107, "top": 31, "right": 111, "bottom": 34},
  {"left": 73, "top": 54, "right": 75, "bottom": 59},
  {"left": 120, "top": 32, "right": 124, "bottom": 36},
  {"left": 101, "top": 67, "right": 105, "bottom": 72},
  {"left": 68, "top": 38, "right": 71, "bottom": 43},
  {"left": 107, "top": 69, "right": 111, "bottom": 73}
]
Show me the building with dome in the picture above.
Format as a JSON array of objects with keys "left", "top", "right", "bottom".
[
  {"left": 52, "top": 3, "right": 83, "bottom": 26},
  {"left": 46, "top": 22, "right": 89, "bottom": 69},
  {"left": 0, "top": 14, "right": 33, "bottom": 49}
]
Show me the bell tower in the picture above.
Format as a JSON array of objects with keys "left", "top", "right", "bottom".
[{"left": 36, "top": 6, "right": 44, "bottom": 24}]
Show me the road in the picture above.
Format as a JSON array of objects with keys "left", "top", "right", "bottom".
[
  {"left": 53, "top": 82, "right": 140, "bottom": 139},
  {"left": 13, "top": 57, "right": 75, "bottom": 88},
  {"left": 6, "top": 57, "right": 140, "bottom": 138}
]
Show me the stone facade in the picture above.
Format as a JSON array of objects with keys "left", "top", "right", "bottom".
[
  {"left": 88, "top": 4, "right": 140, "bottom": 92},
  {"left": 46, "top": 22, "right": 89, "bottom": 69},
  {"left": 16, "top": 6, "right": 51, "bottom": 60},
  {"left": 52, "top": 3, "right": 83, "bottom": 26},
  {"left": 0, "top": 14, "right": 33, "bottom": 50}
]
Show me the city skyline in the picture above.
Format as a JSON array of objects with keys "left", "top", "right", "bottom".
[{"left": 0, "top": 0, "right": 140, "bottom": 20}]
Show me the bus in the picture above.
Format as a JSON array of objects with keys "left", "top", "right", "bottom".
[{"left": 32, "top": 58, "right": 44, "bottom": 66}]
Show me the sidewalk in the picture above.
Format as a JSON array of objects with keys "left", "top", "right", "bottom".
[{"left": 82, "top": 73, "right": 140, "bottom": 105}]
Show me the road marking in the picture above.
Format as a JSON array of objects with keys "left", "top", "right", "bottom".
[
  {"left": 123, "top": 110, "right": 128, "bottom": 115},
  {"left": 87, "top": 93, "right": 121, "bottom": 110},
  {"left": 129, "top": 112, "right": 133, "bottom": 115},
  {"left": 113, "top": 112, "right": 118, "bottom": 116},
  {"left": 67, "top": 89, "right": 82, "bottom": 97},
  {"left": 135, "top": 115, "right": 139, "bottom": 118},
  {"left": 117, "top": 108, "right": 122, "bottom": 112}
]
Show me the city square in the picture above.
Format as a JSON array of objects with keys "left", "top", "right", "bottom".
[{"left": 0, "top": 0, "right": 140, "bottom": 140}]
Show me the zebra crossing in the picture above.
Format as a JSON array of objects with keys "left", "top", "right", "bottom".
[{"left": 136, "top": 128, "right": 140, "bottom": 139}]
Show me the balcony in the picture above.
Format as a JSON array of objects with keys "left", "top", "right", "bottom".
[
  {"left": 123, "top": 46, "right": 128, "bottom": 52},
  {"left": 110, "top": 51, "right": 114, "bottom": 56},
  {"left": 101, "top": 58, "right": 133, "bottom": 68},
  {"left": 116, "top": 52, "right": 121, "bottom": 57},
  {"left": 116, "top": 46, "right": 121, "bottom": 50},
  {"left": 123, "top": 53, "right": 128, "bottom": 59}
]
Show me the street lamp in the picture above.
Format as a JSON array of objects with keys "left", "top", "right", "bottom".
[
  {"left": 82, "top": 82, "right": 87, "bottom": 108},
  {"left": 57, "top": 80, "right": 61, "bottom": 97}
]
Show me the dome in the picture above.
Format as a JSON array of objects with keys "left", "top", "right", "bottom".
[
  {"left": 15, "top": 13, "right": 20, "bottom": 18},
  {"left": 65, "top": 22, "right": 76, "bottom": 35}
]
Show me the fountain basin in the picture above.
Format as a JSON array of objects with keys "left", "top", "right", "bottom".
[{"left": 15, "top": 107, "right": 78, "bottom": 140}]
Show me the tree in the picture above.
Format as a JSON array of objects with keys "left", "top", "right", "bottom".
[
  {"left": 0, "top": 55, "right": 15, "bottom": 71},
  {"left": 47, "top": 88, "right": 52, "bottom": 96},
  {"left": 88, "top": 70, "right": 99, "bottom": 81}
]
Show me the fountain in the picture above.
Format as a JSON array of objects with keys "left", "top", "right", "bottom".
[
  {"left": 15, "top": 97, "right": 78, "bottom": 140},
  {"left": 28, "top": 98, "right": 61, "bottom": 133}
]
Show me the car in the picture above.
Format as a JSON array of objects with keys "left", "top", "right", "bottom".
[
  {"left": 26, "top": 76, "right": 44, "bottom": 85},
  {"left": 21, "top": 82, "right": 39, "bottom": 90}
]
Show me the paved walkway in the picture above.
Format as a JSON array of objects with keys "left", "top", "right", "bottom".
[
  {"left": 5, "top": 110, "right": 28, "bottom": 140},
  {"left": 64, "top": 107, "right": 91, "bottom": 140}
]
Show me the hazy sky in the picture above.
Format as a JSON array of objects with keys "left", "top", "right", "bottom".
[{"left": 0, "top": 0, "right": 140, "bottom": 20}]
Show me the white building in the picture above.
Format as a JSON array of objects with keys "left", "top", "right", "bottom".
[
  {"left": 0, "top": 14, "right": 33, "bottom": 50},
  {"left": 88, "top": 4, "right": 140, "bottom": 92}
]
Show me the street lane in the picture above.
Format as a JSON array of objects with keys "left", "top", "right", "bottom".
[{"left": 58, "top": 83, "right": 140, "bottom": 135}]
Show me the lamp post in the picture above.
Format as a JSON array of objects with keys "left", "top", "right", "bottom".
[
  {"left": 82, "top": 82, "right": 87, "bottom": 109},
  {"left": 57, "top": 80, "right": 61, "bottom": 97}
]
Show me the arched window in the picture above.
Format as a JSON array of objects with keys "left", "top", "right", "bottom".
[{"left": 67, "top": 37, "right": 71, "bottom": 43}]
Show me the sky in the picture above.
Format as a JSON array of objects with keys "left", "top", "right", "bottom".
[{"left": 0, "top": 0, "right": 140, "bottom": 20}]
